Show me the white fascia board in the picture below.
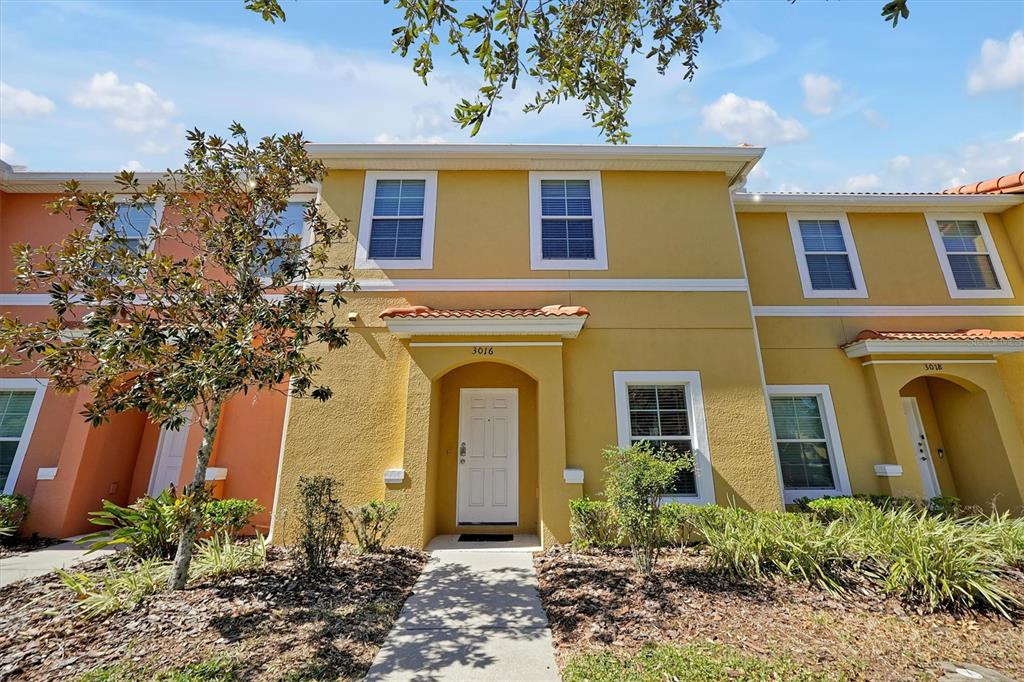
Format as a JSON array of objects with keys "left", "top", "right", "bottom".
[
  {"left": 752, "top": 305, "right": 1024, "bottom": 317},
  {"left": 341, "top": 278, "right": 749, "bottom": 292},
  {"left": 733, "top": 192, "right": 1022, "bottom": 212},
  {"left": 384, "top": 316, "right": 587, "bottom": 338},
  {"left": 843, "top": 339, "right": 1024, "bottom": 358}
]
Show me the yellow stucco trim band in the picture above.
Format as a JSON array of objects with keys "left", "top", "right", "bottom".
[{"left": 861, "top": 359, "right": 998, "bottom": 366}]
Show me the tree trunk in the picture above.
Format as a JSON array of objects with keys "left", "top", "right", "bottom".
[{"left": 168, "top": 400, "right": 223, "bottom": 590}]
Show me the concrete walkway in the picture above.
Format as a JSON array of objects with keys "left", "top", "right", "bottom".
[
  {"left": 0, "top": 537, "right": 115, "bottom": 588},
  {"left": 366, "top": 535, "right": 560, "bottom": 681}
]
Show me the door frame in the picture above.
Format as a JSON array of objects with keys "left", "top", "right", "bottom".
[
  {"left": 900, "top": 397, "right": 942, "bottom": 499},
  {"left": 147, "top": 411, "right": 193, "bottom": 497},
  {"left": 456, "top": 387, "right": 520, "bottom": 526}
]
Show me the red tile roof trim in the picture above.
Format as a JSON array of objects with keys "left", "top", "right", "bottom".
[
  {"left": 843, "top": 328, "right": 1024, "bottom": 347},
  {"left": 379, "top": 304, "right": 589, "bottom": 319},
  {"left": 942, "top": 171, "right": 1024, "bottom": 195}
]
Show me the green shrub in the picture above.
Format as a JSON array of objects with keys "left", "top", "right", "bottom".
[
  {"left": 345, "top": 500, "right": 400, "bottom": 554},
  {"left": 81, "top": 488, "right": 187, "bottom": 560},
  {"left": 569, "top": 497, "right": 620, "bottom": 551},
  {"left": 986, "top": 511, "right": 1024, "bottom": 568},
  {"left": 295, "top": 475, "right": 346, "bottom": 571},
  {"left": 927, "top": 495, "right": 961, "bottom": 517},
  {"left": 603, "top": 442, "right": 691, "bottom": 575},
  {"left": 802, "top": 496, "right": 875, "bottom": 523},
  {"left": 658, "top": 502, "right": 703, "bottom": 547},
  {"left": 191, "top": 532, "right": 267, "bottom": 580},
  {"left": 203, "top": 498, "right": 264, "bottom": 537},
  {"left": 688, "top": 505, "right": 855, "bottom": 592},
  {"left": 59, "top": 559, "right": 170, "bottom": 618},
  {"left": 0, "top": 492, "right": 30, "bottom": 537}
]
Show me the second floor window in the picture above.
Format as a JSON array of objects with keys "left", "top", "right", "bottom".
[
  {"left": 787, "top": 213, "right": 867, "bottom": 298},
  {"left": 102, "top": 202, "right": 158, "bottom": 254},
  {"left": 925, "top": 213, "right": 1012, "bottom": 299},
  {"left": 540, "top": 179, "right": 595, "bottom": 259},
  {"left": 356, "top": 171, "right": 437, "bottom": 269},
  {"left": 261, "top": 201, "right": 306, "bottom": 276}
]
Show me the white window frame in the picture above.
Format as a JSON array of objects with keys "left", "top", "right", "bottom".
[
  {"left": 924, "top": 213, "right": 1013, "bottom": 299},
  {"left": 529, "top": 171, "right": 608, "bottom": 271},
  {"left": 0, "top": 378, "right": 49, "bottom": 495},
  {"left": 786, "top": 213, "right": 868, "bottom": 298},
  {"left": 767, "top": 384, "right": 851, "bottom": 504},
  {"left": 612, "top": 371, "right": 715, "bottom": 505},
  {"left": 92, "top": 198, "right": 165, "bottom": 254},
  {"left": 355, "top": 170, "right": 437, "bottom": 270}
]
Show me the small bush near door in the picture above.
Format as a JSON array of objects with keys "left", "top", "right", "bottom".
[
  {"left": 295, "top": 475, "right": 347, "bottom": 572},
  {"left": 203, "top": 498, "right": 265, "bottom": 537},
  {"left": 345, "top": 500, "right": 399, "bottom": 554},
  {"left": 0, "top": 493, "right": 30, "bottom": 537},
  {"left": 569, "top": 498, "right": 620, "bottom": 551}
]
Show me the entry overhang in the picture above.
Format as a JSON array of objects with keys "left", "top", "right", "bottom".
[
  {"left": 842, "top": 329, "right": 1024, "bottom": 358},
  {"left": 380, "top": 304, "right": 589, "bottom": 339}
]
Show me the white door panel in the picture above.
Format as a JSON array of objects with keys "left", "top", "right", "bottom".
[
  {"left": 457, "top": 389, "right": 519, "bottom": 524},
  {"left": 901, "top": 397, "right": 941, "bottom": 499},
  {"left": 148, "top": 411, "right": 192, "bottom": 497}
]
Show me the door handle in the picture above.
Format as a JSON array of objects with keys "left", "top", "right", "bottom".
[{"left": 459, "top": 441, "right": 466, "bottom": 464}]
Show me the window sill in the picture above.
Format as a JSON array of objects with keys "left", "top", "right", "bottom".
[
  {"left": 783, "top": 488, "right": 846, "bottom": 504},
  {"left": 530, "top": 258, "right": 608, "bottom": 271}
]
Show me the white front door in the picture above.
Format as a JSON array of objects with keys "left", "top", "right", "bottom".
[
  {"left": 457, "top": 388, "right": 519, "bottom": 525},
  {"left": 147, "top": 412, "right": 192, "bottom": 496},
  {"left": 901, "top": 397, "right": 941, "bottom": 499}
]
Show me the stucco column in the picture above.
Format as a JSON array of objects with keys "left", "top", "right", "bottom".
[
  {"left": 976, "top": 375, "right": 1024, "bottom": 505},
  {"left": 384, "top": 354, "right": 435, "bottom": 548},
  {"left": 862, "top": 364, "right": 926, "bottom": 498},
  {"left": 535, "top": 348, "right": 571, "bottom": 547}
]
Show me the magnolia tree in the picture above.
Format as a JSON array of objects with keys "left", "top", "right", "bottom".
[{"left": 0, "top": 124, "right": 353, "bottom": 589}]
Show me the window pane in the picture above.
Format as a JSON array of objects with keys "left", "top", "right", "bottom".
[
  {"left": 116, "top": 204, "right": 154, "bottom": 240},
  {"left": 779, "top": 442, "right": 835, "bottom": 489},
  {"left": 0, "top": 391, "right": 33, "bottom": 438},
  {"left": 627, "top": 385, "right": 689, "bottom": 438},
  {"left": 938, "top": 220, "right": 984, "bottom": 253},
  {"left": 948, "top": 254, "right": 1000, "bottom": 290},
  {"left": 627, "top": 385, "right": 657, "bottom": 410},
  {"left": 0, "top": 440, "right": 18, "bottom": 490},
  {"left": 799, "top": 220, "right": 846, "bottom": 252},
  {"left": 806, "top": 254, "right": 856, "bottom": 290},
  {"left": 269, "top": 202, "right": 305, "bottom": 238},
  {"left": 373, "top": 179, "right": 425, "bottom": 217},
  {"left": 541, "top": 218, "right": 594, "bottom": 259},
  {"left": 771, "top": 396, "right": 824, "bottom": 440},
  {"left": 368, "top": 217, "right": 423, "bottom": 259},
  {"left": 541, "top": 179, "right": 592, "bottom": 217}
]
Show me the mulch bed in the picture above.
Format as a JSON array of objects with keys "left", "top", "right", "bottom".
[
  {"left": 0, "top": 536, "right": 61, "bottom": 560},
  {"left": 535, "top": 545, "right": 1024, "bottom": 681},
  {"left": 0, "top": 546, "right": 427, "bottom": 681}
]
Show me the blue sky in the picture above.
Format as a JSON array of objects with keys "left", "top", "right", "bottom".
[{"left": 1, "top": 0, "right": 1021, "bottom": 192}]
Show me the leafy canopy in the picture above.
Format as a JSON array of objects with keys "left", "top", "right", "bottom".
[
  {"left": 248, "top": 0, "right": 912, "bottom": 143},
  {"left": 0, "top": 123, "right": 353, "bottom": 430}
]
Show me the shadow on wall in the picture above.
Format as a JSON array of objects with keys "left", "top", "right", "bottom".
[{"left": 366, "top": 554, "right": 553, "bottom": 680}]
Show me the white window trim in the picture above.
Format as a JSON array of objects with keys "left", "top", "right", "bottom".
[
  {"left": 0, "top": 378, "right": 49, "bottom": 495},
  {"left": 612, "top": 370, "right": 715, "bottom": 505},
  {"left": 786, "top": 213, "right": 868, "bottom": 298},
  {"left": 355, "top": 170, "right": 437, "bottom": 270},
  {"left": 767, "top": 384, "right": 851, "bottom": 504},
  {"left": 529, "top": 171, "right": 608, "bottom": 271},
  {"left": 924, "top": 212, "right": 1014, "bottom": 299}
]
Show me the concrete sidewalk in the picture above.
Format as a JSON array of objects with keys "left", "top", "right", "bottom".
[
  {"left": 0, "top": 537, "right": 115, "bottom": 588},
  {"left": 366, "top": 536, "right": 560, "bottom": 681}
]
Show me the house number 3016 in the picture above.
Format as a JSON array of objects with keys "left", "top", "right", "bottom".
[
  {"left": 472, "top": 346, "right": 494, "bottom": 355},
  {"left": 924, "top": 363, "right": 943, "bottom": 371}
]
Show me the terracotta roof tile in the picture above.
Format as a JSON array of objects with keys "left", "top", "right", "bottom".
[
  {"left": 379, "top": 304, "right": 589, "bottom": 320},
  {"left": 941, "top": 171, "right": 1024, "bottom": 195},
  {"left": 843, "top": 328, "right": 1024, "bottom": 347}
]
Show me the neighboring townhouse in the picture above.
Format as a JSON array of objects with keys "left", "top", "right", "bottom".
[
  {"left": 1, "top": 150, "right": 1022, "bottom": 548},
  {"left": 0, "top": 165, "right": 288, "bottom": 538}
]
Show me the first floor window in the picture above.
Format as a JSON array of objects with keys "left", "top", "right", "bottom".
[
  {"left": 626, "top": 384, "right": 696, "bottom": 496},
  {"left": 767, "top": 386, "right": 849, "bottom": 502},
  {"left": 0, "top": 390, "right": 36, "bottom": 490},
  {"left": 613, "top": 371, "right": 714, "bottom": 504}
]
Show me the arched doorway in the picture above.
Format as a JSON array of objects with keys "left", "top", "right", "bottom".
[
  {"left": 899, "top": 375, "right": 1023, "bottom": 509},
  {"left": 433, "top": 361, "right": 539, "bottom": 536}
]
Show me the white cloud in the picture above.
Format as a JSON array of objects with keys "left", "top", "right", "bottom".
[
  {"left": 701, "top": 93, "right": 808, "bottom": 145},
  {"left": 863, "top": 109, "right": 888, "bottom": 129},
  {"left": 967, "top": 30, "right": 1024, "bottom": 94},
  {"left": 844, "top": 174, "right": 882, "bottom": 192},
  {"left": 121, "top": 160, "right": 147, "bottom": 171},
  {"left": 1010, "top": 131, "right": 1024, "bottom": 143},
  {"left": 888, "top": 155, "right": 912, "bottom": 171},
  {"left": 801, "top": 74, "right": 841, "bottom": 115},
  {"left": 0, "top": 82, "right": 56, "bottom": 118},
  {"left": 138, "top": 140, "right": 172, "bottom": 154},
  {"left": 0, "top": 141, "right": 21, "bottom": 164},
  {"left": 71, "top": 72, "right": 177, "bottom": 133}
]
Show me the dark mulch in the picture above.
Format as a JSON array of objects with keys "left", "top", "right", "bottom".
[
  {"left": 0, "top": 535, "right": 60, "bottom": 560},
  {"left": 0, "top": 546, "right": 427, "bottom": 681},
  {"left": 535, "top": 545, "right": 1024, "bottom": 681}
]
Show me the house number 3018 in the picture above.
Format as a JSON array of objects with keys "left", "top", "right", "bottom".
[
  {"left": 472, "top": 346, "right": 494, "bottom": 355},
  {"left": 924, "top": 363, "right": 943, "bottom": 371}
]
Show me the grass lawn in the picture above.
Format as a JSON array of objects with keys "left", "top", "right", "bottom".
[
  {"left": 536, "top": 546, "right": 1024, "bottom": 681},
  {"left": 0, "top": 546, "right": 426, "bottom": 681}
]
